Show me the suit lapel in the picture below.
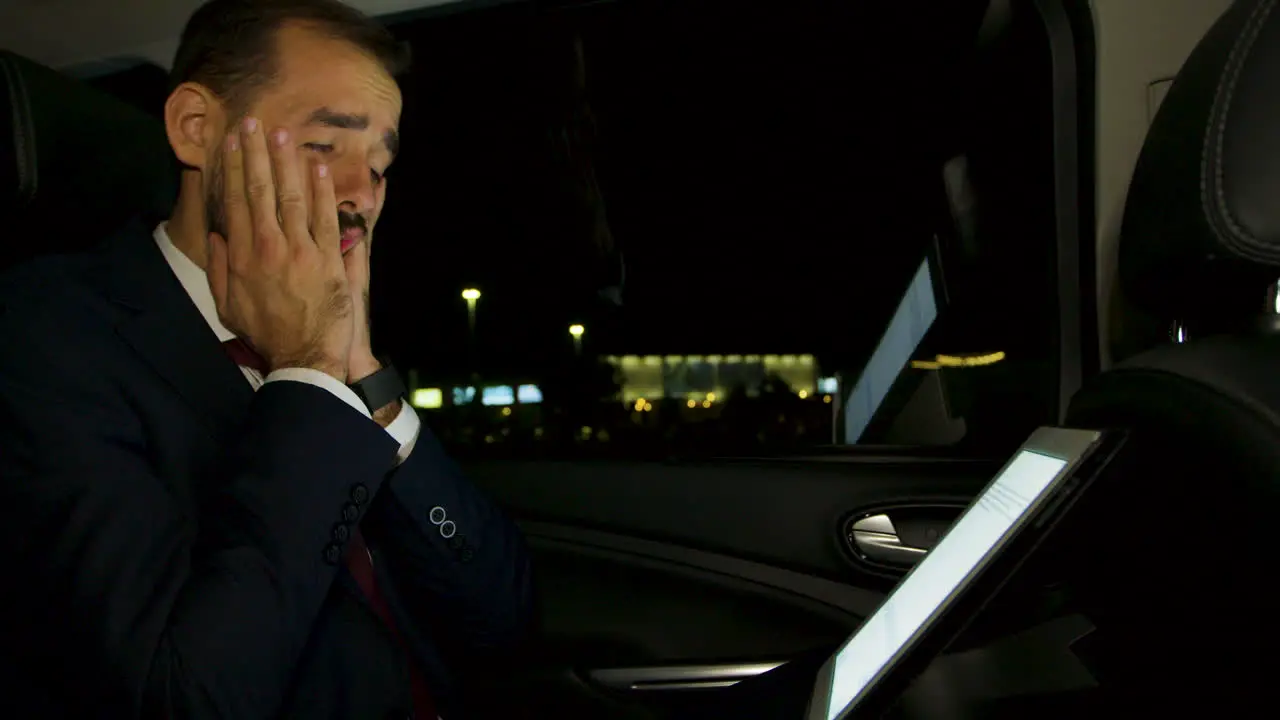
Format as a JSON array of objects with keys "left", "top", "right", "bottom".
[
  {"left": 93, "top": 219, "right": 253, "bottom": 438},
  {"left": 88, "top": 221, "right": 393, "bottom": 615}
]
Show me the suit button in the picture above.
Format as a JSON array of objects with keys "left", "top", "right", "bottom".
[
  {"left": 350, "top": 484, "right": 370, "bottom": 505},
  {"left": 341, "top": 502, "right": 360, "bottom": 523},
  {"left": 439, "top": 520, "right": 457, "bottom": 538},
  {"left": 460, "top": 547, "right": 474, "bottom": 563},
  {"left": 323, "top": 543, "right": 342, "bottom": 565},
  {"left": 448, "top": 534, "right": 465, "bottom": 550},
  {"left": 429, "top": 506, "right": 446, "bottom": 525},
  {"left": 332, "top": 523, "right": 350, "bottom": 543}
]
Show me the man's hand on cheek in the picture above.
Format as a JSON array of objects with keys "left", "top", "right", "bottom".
[
  {"left": 207, "top": 121, "right": 354, "bottom": 383},
  {"left": 344, "top": 241, "right": 377, "bottom": 382}
]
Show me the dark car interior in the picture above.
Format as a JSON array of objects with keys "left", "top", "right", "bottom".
[{"left": 4, "top": 0, "right": 1280, "bottom": 717}]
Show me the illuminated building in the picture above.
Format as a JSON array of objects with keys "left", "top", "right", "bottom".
[
  {"left": 407, "top": 355, "right": 832, "bottom": 411},
  {"left": 602, "top": 354, "right": 819, "bottom": 403}
]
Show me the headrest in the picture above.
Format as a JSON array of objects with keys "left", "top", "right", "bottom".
[
  {"left": 0, "top": 51, "right": 175, "bottom": 271},
  {"left": 1121, "top": 0, "right": 1280, "bottom": 326}
]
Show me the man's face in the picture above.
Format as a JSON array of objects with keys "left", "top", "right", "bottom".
[{"left": 205, "top": 23, "right": 402, "bottom": 255}]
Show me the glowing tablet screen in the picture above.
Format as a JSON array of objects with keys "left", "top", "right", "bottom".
[{"left": 825, "top": 450, "right": 1068, "bottom": 719}]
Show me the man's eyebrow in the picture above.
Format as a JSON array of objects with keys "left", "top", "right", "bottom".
[
  {"left": 306, "top": 106, "right": 399, "bottom": 159},
  {"left": 306, "top": 107, "right": 369, "bottom": 131}
]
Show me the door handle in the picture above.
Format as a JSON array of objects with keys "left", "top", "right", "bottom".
[{"left": 849, "top": 513, "right": 929, "bottom": 566}]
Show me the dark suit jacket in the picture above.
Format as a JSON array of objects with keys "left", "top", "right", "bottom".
[{"left": 0, "top": 219, "right": 534, "bottom": 719}]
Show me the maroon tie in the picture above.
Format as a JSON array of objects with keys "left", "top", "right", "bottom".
[{"left": 221, "top": 339, "right": 436, "bottom": 719}]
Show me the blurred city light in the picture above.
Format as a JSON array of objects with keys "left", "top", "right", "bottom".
[
  {"left": 517, "top": 384, "right": 543, "bottom": 403},
  {"left": 481, "top": 386, "right": 514, "bottom": 406},
  {"left": 410, "top": 388, "right": 442, "bottom": 409}
]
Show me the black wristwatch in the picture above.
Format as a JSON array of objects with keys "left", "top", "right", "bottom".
[{"left": 349, "top": 359, "right": 407, "bottom": 412}]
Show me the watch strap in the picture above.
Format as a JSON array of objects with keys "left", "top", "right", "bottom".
[{"left": 349, "top": 360, "right": 406, "bottom": 412}]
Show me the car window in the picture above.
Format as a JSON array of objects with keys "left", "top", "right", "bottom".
[
  {"left": 92, "top": 0, "right": 1062, "bottom": 460},
  {"left": 380, "top": 0, "right": 1063, "bottom": 460}
]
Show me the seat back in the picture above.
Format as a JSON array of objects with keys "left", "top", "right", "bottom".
[{"left": 0, "top": 51, "right": 175, "bottom": 272}]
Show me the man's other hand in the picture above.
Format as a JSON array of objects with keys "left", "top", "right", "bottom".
[
  {"left": 207, "top": 117, "right": 354, "bottom": 382},
  {"left": 345, "top": 176, "right": 386, "bottom": 384}
]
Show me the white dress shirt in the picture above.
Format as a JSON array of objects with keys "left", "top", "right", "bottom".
[{"left": 154, "top": 223, "right": 421, "bottom": 463}]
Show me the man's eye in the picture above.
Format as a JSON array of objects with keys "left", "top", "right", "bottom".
[
  {"left": 302, "top": 143, "right": 334, "bottom": 153},
  {"left": 370, "top": 169, "right": 385, "bottom": 185}
]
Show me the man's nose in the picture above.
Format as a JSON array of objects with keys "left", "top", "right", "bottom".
[{"left": 330, "top": 160, "right": 377, "bottom": 214}]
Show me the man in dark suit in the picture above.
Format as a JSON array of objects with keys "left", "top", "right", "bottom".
[{"left": 0, "top": 1, "right": 533, "bottom": 718}]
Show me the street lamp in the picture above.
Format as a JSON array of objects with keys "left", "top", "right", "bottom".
[
  {"left": 461, "top": 288, "right": 480, "bottom": 340},
  {"left": 568, "top": 323, "right": 585, "bottom": 356}
]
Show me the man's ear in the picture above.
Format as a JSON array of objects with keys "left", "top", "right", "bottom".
[{"left": 164, "top": 82, "right": 223, "bottom": 170}]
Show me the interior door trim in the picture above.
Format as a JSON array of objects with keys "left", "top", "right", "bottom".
[
  {"left": 520, "top": 520, "right": 884, "bottom": 620},
  {"left": 587, "top": 661, "right": 786, "bottom": 691}
]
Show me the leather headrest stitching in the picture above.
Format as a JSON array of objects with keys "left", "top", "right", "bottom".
[
  {"left": 1202, "top": 0, "right": 1280, "bottom": 266},
  {"left": 0, "top": 53, "right": 38, "bottom": 209}
]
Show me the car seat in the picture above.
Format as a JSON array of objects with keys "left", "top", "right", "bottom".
[{"left": 1066, "top": 0, "right": 1280, "bottom": 712}]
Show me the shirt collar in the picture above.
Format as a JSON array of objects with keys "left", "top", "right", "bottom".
[{"left": 153, "top": 222, "right": 236, "bottom": 343}]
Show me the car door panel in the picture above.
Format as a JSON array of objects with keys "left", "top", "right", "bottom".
[
  {"left": 463, "top": 457, "right": 998, "bottom": 707},
  {"left": 526, "top": 521, "right": 872, "bottom": 664},
  {"left": 467, "top": 458, "right": 997, "bottom": 582}
]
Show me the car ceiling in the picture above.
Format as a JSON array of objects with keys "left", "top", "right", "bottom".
[{"left": 0, "top": 0, "right": 470, "bottom": 74}]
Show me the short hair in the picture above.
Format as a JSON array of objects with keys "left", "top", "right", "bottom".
[{"left": 170, "top": 0, "right": 411, "bottom": 117}]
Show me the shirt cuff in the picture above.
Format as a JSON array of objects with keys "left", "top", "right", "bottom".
[
  {"left": 263, "top": 368, "right": 420, "bottom": 464},
  {"left": 382, "top": 400, "right": 422, "bottom": 466},
  {"left": 263, "top": 368, "right": 371, "bottom": 419}
]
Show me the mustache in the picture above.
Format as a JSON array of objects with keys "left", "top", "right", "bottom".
[{"left": 338, "top": 210, "right": 368, "bottom": 235}]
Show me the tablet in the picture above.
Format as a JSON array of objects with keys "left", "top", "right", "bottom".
[{"left": 807, "top": 427, "right": 1117, "bottom": 720}]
